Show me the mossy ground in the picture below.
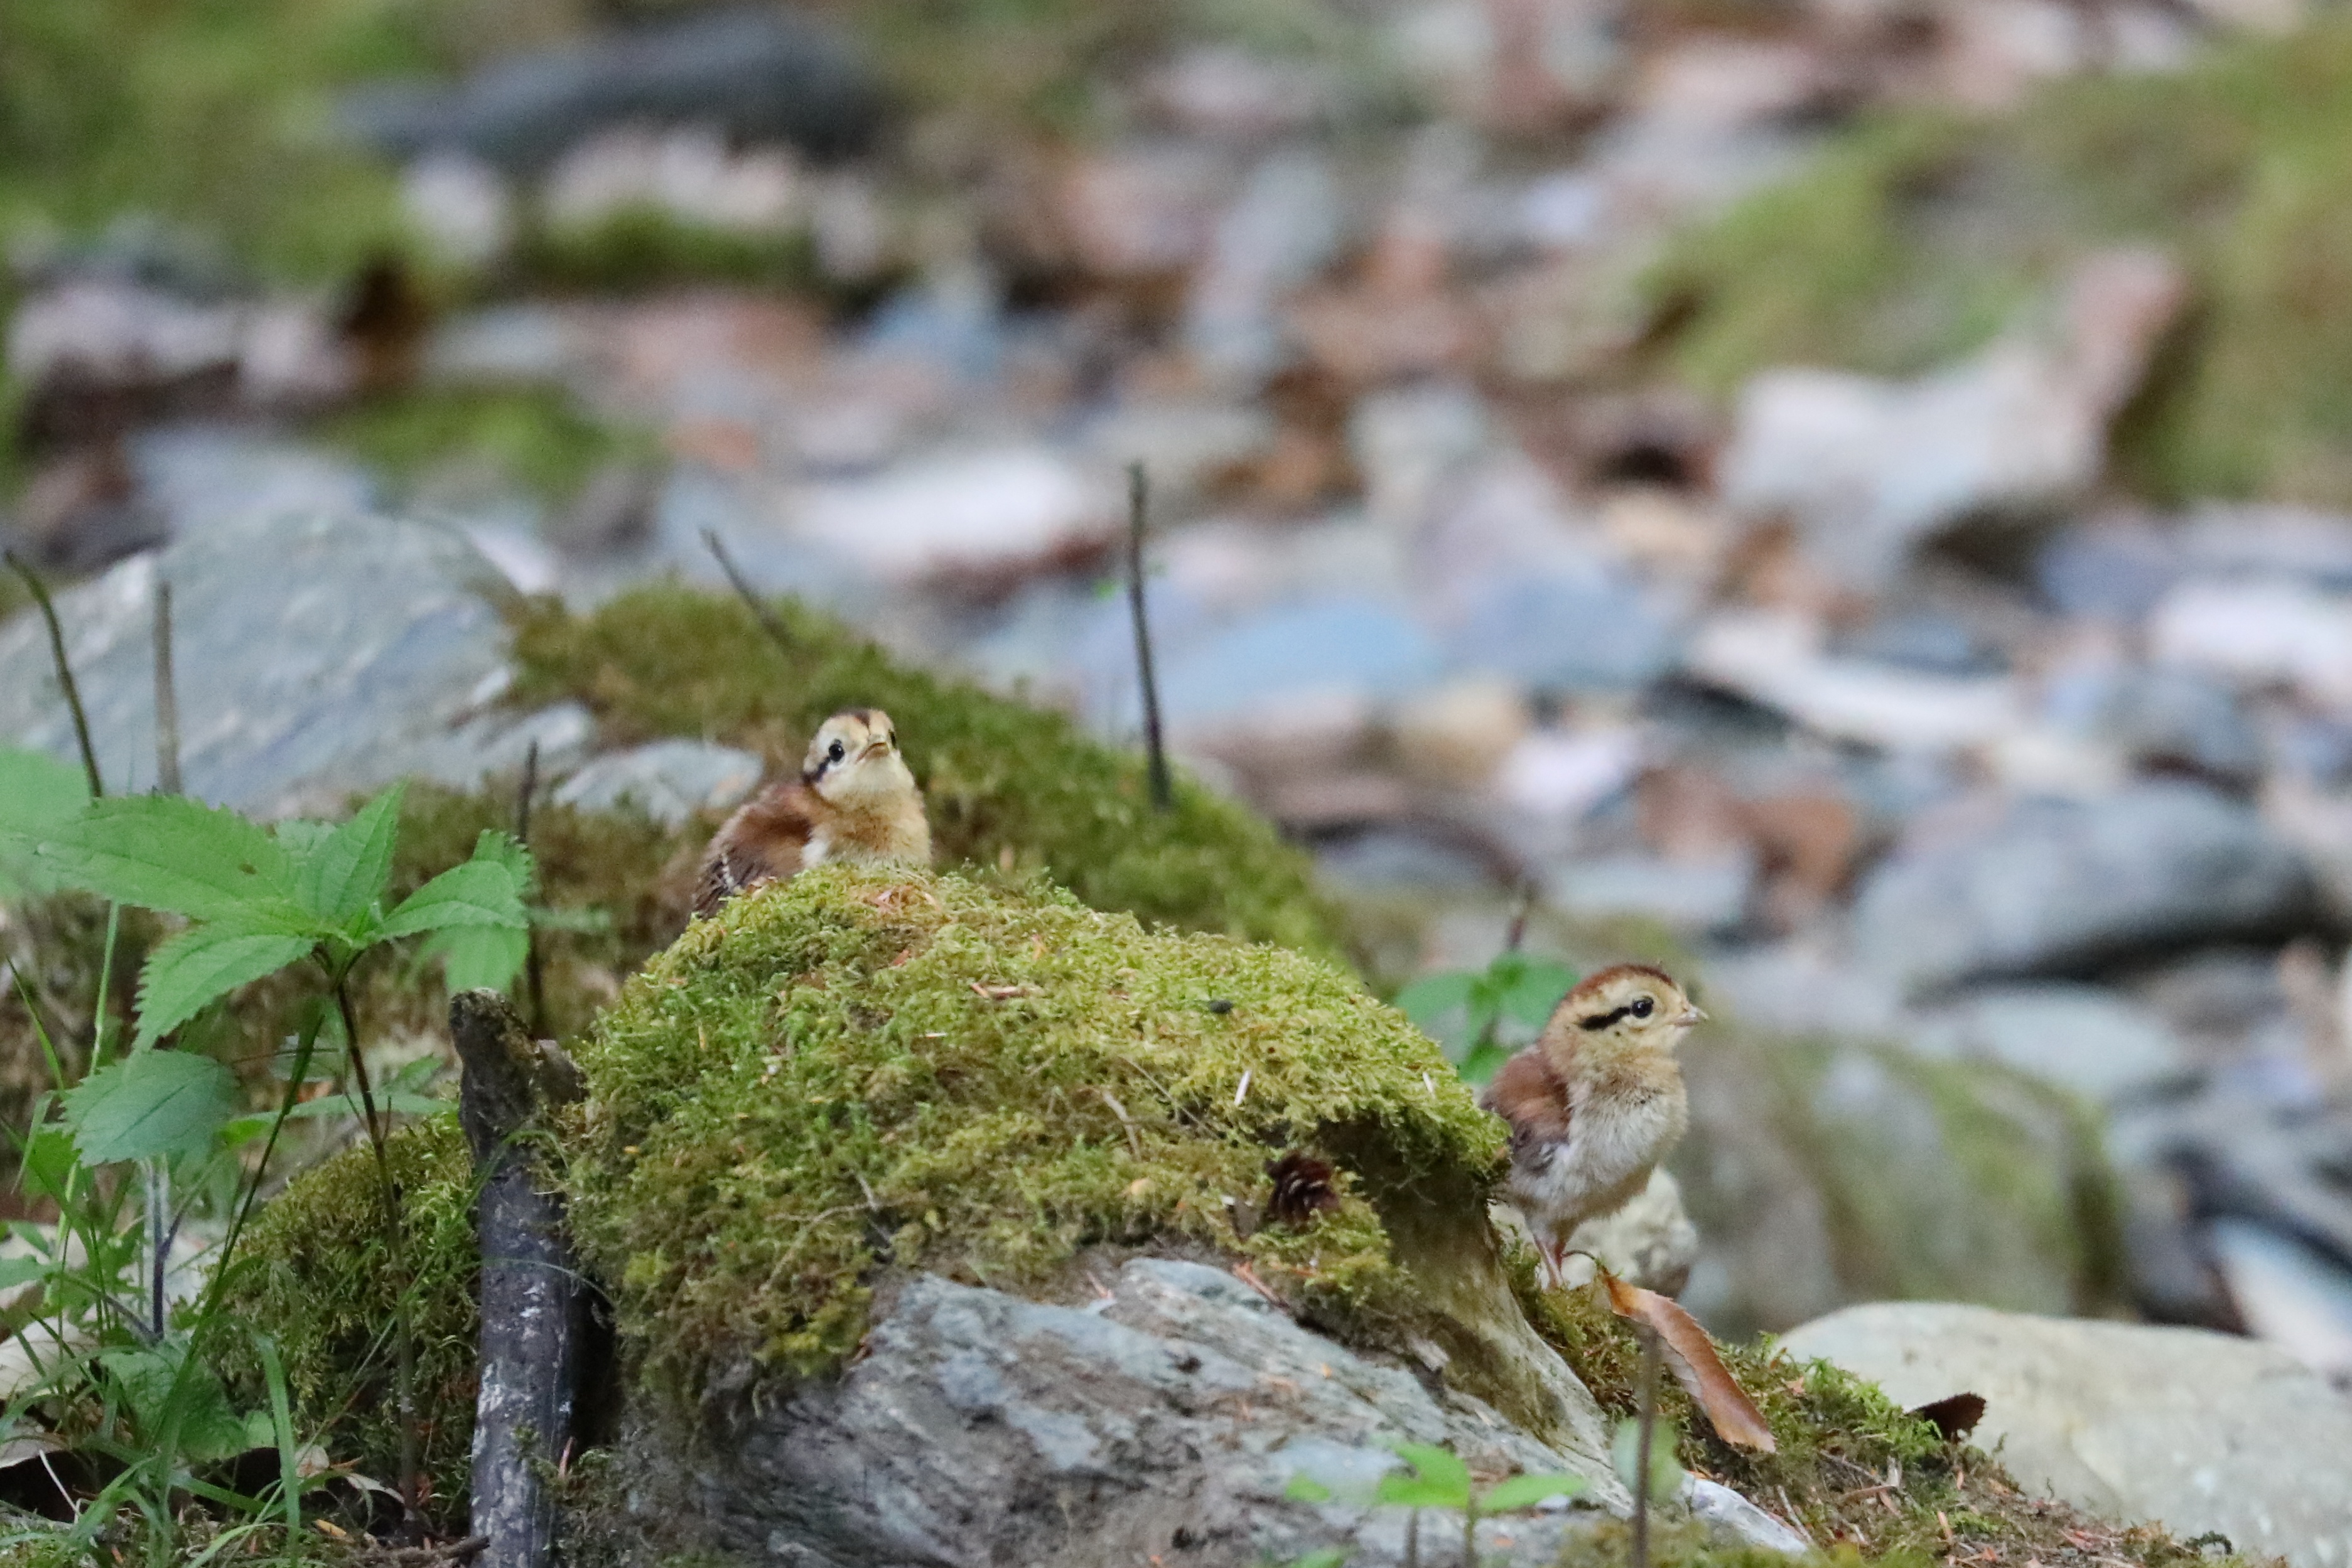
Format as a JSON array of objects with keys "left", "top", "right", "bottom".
[
  {"left": 506, "top": 583, "right": 1350, "bottom": 961},
  {"left": 1646, "top": 16, "right": 2352, "bottom": 505}
]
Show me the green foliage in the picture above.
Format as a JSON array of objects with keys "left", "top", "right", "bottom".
[
  {"left": 1613, "top": 1413, "right": 1686, "bottom": 1500},
  {"left": 1395, "top": 953, "right": 1577, "bottom": 1084},
  {"left": 60, "top": 1047, "right": 238, "bottom": 1164},
  {"left": 1288, "top": 1439, "right": 1585, "bottom": 1515},
  {"left": 0, "top": 0, "right": 433, "bottom": 279},
  {"left": 0, "top": 748, "right": 86, "bottom": 896},
  {"left": 318, "top": 386, "right": 655, "bottom": 507},
  {"left": 507, "top": 583, "right": 1347, "bottom": 962},
  {"left": 1646, "top": 16, "right": 2352, "bottom": 505}
]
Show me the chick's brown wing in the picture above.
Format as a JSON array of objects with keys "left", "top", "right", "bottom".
[
  {"left": 1481, "top": 1047, "right": 1574, "bottom": 1157},
  {"left": 693, "top": 782, "right": 821, "bottom": 917}
]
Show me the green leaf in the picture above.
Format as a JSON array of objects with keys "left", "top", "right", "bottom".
[
  {"left": 1479, "top": 1473, "right": 1586, "bottom": 1512},
  {"left": 1394, "top": 973, "right": 1477, "bottom": 1029},
  {"left": 1495, "top": 959, "right": 1578, "bottom": 1028},
  {"left": 62, "top": 1050, "right": 240, "bottom": 1164},
  {"left": 1456, "top": 1041, "right": 1513, "bottom": 1087},
  {"left": 31, "top": 796, "right": 309, "bottom": 926},
  {"left": 379, "top": 857, "right": 529, "bottom": 941},
  {"left": 220, "top": 1090, "right": 448, "bottom": 1142},
  {"left": 288, "top": 783, "right": 405, "bottom": 923},
  {"left": 100, "top": 1345, "right": 251, "bottom": 1462},
  {"left": 132, "top": 923, "right": 315, "bottom": 1050},
  {"left": 1377, "top": 1442, "right": 1472, "bottom": 1510},
  {"left": 434, "top": 923, "right": 531, "bottom": 993},
  {"left": 0, "top": 748, "right": 89, "bottom": 897},
  {"left": 1290, "top": 1552, "right": 1349, "bottom": 1568},
  {"left": 1285, "top": 1474, "right": 1335, "bottom": 1504},
  {"left": 1612, "top": 1417, "right": 1686, "bottom": 1501}
]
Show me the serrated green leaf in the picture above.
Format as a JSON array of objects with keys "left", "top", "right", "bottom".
[
  {"left": 62, "top": 1050, "right": 240, "bottom": 1164},
  {"left": 379, "top": 859, "right": 529, "bottom": 941},
  {"left": 289, "top": 784, "right": 405, "bottom": 923},
  {"left": 100, "top": 1345, "right": 251, "bottom": 1461},
  {"left": 133, "top": 924, "right": 315, "bottom": 1050},
  {"left": 1479, "top": 1473, "right": 1585, "bottom": 1512},
  {"left": 31, "top": 796, "right": 310, "bottom": 926},
  {"left": 468, "top": 827, "right": 536, "bottom": 893}
]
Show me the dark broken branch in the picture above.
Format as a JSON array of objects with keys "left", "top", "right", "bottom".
[{"left": 451, "top": 989, "right": 588, "bottom": 1568}]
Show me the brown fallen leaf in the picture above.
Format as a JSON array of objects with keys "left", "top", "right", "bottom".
[
  {"left": 1910, "top": 1392, "right": 1987, "bottom": 1442},
  {"left": 1598, "top": 1269, "right": 1777, "bottom": 1451}
]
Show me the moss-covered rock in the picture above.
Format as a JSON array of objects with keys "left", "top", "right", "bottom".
[
  {"left": 506, "top": 584, "right": 1348, "bottom": 962},
  {"left": 564, "top": 865, "right": 1517, "bottom": 1393},
  {"left": 1647, "top": 18, "right": 2352, "bottom": 506}
]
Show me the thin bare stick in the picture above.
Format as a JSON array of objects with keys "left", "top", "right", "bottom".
[
  {"left": 701, "top": 528, "right": 798, "bottom": 657},
  {"left": 151, "top": 579, "right": 181, "bottom": 795},
  {"left": 5, "top": 550, "right": 102, "bottom": 798},
  {"left": 513, "top": 741, "right": 546, "bottom": 1038},
  {"left": 1125, "top": 463, "right": 1171, "bottom": 813},
  {"left": 1631, "top": 1324, "right": 1662, "bottom": 1568}
]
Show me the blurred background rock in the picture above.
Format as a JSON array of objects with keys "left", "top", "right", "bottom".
[{"left": 8, "top": 0, "right": 2352, "bottom": 1481}]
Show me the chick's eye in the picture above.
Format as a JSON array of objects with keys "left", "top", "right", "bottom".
[
  {"left": 828, "top": 740, "right": 846, "bottom": 763},
  {"left": 1631, "top": 997, "right": 1654, "bottom": 1018}
]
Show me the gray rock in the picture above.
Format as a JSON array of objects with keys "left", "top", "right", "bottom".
[
  {"left": 339, "top": 7, "right": 882, "bottom": 173},
  {"left": 1910, "top": 984, "right": 2196, "bottom": 1105},
  {"left": 624, "top": 1260, "right": 1621, "bottom": 1567},
  {"left": 1138, "top": 597, "right": 1444, "bottom": 733},
  {"left": 1675, "top": 1033, "right": 2122, "bottom": 1338},
  {"left": 1851, "top": 783, "right": 2311, "bottom": 994},
  {"left": 1721, "top": 250, "right": 2186, "bottom": 592},
  {"left": 1548, "top": 852, "right": 1752, "bottom": 937},
  {"left": 618, "top": 1259, "right": 1803, "bottom": 1567},
  {"left": 1186, "top": 148, "right": 1349, "bottom": 387},
  {"left": 1780, "top": 1301, "right": 2352, "bottom": 1568},
  {"left": 554, "top": 740, "right": 763, "bottom": 829},
  {"left": 0, "top": 507, "right": 586, "bottom": 814},
  {"left": 1441, "top": 567, "right": 1683, "bottom": 690}
]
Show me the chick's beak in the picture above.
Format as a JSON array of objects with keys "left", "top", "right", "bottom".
[
  {"left": 861, "top": 739, "right": 892, "bottom": 760},
  {"left": 1677, "top": 1006, "right": 1707, "bottom": 1026}
]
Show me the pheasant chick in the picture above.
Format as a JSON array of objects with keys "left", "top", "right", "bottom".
[
  {"left": 694, "top": 708, "right": 930, "bottom": 918},
  {"left": 1479, "top": 964, "right": 1701, "bottom": 1287}
]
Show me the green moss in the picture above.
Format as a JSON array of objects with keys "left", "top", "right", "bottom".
[
  {"left": 506, "top": 583, "right": 1348, "bottom": 962},
  {"left": 1646, "top": 17, "right": 2352, "bottom": 505},
  {"left": 215, "top": 1116, "right": 482, "bottom": 1516},
  {"left": 316, "top": 387, "right": 656, "bottom": 507},
  {"left": 517, "top": 210, "right": 823, "bottom": 296},
  {"left": 564, "top": 864, "right": 1496, "bottom": 1388}
]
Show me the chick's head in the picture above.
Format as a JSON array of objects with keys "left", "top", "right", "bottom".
[
  {"left": 802, "top": 707, "right": 917, "bottom": 807},
  {"left": 1543, "top": 963, "right": 1703, "bottom": 1065}
]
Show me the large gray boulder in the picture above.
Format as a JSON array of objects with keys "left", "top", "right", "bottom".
[
  {"left": 1781, "top": 1302, "right": 2352, "bottom": 1568},
  {"left": 0, "top": 507, "right": 588, "bottom": 815},
  {"left": 1851, "top": 782, "right": 2311, "bottom": 994},
  {"left": 613, "top": 1259, "right": 1804, "bottom": 1568}
]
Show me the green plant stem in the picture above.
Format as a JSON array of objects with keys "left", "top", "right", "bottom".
[
  {"left": 210, "top": 1010, "right": 326, "bottom": 1302},
  {"left": 1463, "top": 1496, "right": 1479, "bottom": 1568},
  {"left": 1406, "top": 1506, "right": 1420, "bottom": 1568},
  {"left": 1631, "top": 1325, "right": 1661, "bottom": 1568},
  {"left": 514, "top": 741, "right": 546, "bottom": 1038},
  {"left": 5, "top": 549, "right": 104, "bottom": 800},
  {"left": 336, "top": 974, "right": 422, "bottom": 1535}
]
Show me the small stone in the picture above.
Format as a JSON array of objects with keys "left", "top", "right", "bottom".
[{"left": 1389, "top": 678, "right": 1529, "bottom": 790}]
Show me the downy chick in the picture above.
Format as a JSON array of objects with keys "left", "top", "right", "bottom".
[
  {"left": 693, "top": 708, "right": 930, "bottom": 918},
  {"left": 1479, "top": 964, "right": 1701, "bottom": 1287}
]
